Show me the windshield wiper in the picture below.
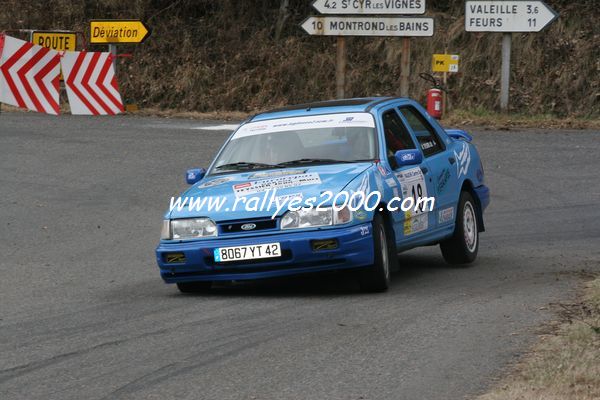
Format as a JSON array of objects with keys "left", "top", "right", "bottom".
[
  {"left": 276, "top": 158, "right": 355, "bottom": 167},
  {"left": 215, "top": 161, "right": 277, "bottom": 171}
]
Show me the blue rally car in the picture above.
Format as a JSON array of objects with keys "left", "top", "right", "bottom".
[{"left": 156, "top": 97, "right": 490, "bottom": 292}]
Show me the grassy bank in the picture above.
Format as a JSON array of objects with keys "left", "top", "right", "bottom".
[{"left": 478, "top": 276, "right": 600, "bottom": 400}]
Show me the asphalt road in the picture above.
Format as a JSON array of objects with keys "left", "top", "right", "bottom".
[{"left": 1, "top": 112, "right": 598, "bottom": 400}]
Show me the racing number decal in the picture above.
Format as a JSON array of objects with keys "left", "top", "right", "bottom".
[
  {"left": 411, "top": 183, "right": 427, "bottom": 213},
  {"left": 396, "top": 167, "right": 429, "bottom": 235}
]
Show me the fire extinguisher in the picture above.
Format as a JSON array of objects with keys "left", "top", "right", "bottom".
[{"left": 419, "top": 73, "right": 446, "bottom": 119}]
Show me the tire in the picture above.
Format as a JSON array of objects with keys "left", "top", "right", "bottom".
[
  {"left": 358, "top": 213, "right": 393, "bottom": 292},
  {"left": 440, "top": 191, "right": 479, "bottom": 265},
  {"left": 177, "top": 281, "right": 212, "bottom": 293}
]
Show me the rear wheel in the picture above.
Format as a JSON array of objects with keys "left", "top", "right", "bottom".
[
  {"left": 177, "top": 281, "right": 212, "bottom": 293},
  {"left": 358, "top": 214, "right": 392, "bottom": 292},
  {"left": 440, "top": 191, "right": 479, "bottom": 264}
]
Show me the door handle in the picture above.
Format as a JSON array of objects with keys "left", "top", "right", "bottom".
[{"left": 448, "top": 157, "right": 456, "bottom": 165}]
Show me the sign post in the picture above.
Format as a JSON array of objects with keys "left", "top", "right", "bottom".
[
  {"left": 500, "top": 33, "right": 511, "bottom": 110},
  {"left": 302, "top": 12, "right": 434, "bottom": 99},
  {"left": 400, "top": 38, "right": 410, "bottom": 97},
  {"left": 336, "top": 37, "right": 346, "bottom": 98},
  {"left": 465, "top": 1, "right": 558, "bottom": 110}
]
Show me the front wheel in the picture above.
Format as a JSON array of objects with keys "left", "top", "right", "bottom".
[
  {"left": 177, "top": 281, "right": 212, "bottom": 293},
  {"left": 440, "top": 191, "right": 479, "bottom": 265},
  {"left": 358, "top": 214, "right": 392, "bottom": 292}
]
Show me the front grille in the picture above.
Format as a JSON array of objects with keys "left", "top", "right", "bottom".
[{"left": 218, "top": 218, "right": 278, "bottom": 234}]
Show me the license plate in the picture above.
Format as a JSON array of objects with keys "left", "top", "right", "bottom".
[{"left": 213, "top": 243, "right": 281, "bottom": 263}]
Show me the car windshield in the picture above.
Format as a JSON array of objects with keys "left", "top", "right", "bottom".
[{"left": 211, "top": 113, "right": 377, "bottom": 173}]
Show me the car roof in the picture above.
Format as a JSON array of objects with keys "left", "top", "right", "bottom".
[{"left": 250, "top": 97, "right": 411, "bottom": 122}]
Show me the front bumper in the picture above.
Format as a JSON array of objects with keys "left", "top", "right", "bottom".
[{"left": 155, "top": 223, "right": 374, "bottom": 283}]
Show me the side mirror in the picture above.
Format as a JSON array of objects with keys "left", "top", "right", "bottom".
[
  {"left": 394, "top": 149, "right": 422, "bottom": 166},
  {"left": 185, "top": 168, "right": 206, "bottom": 185}
]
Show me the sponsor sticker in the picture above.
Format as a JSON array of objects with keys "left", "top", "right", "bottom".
[
  {"left": 251, "top": 169, "right": 306, "bottom": 179},
  {"left": 454, "top": 142, "right": 471, "bottom": 178},
  {"left": 401, "top": 152, "right": 417, "bottom": 162},
  {"left": 403, "top": 210, "right": 428, "bottom": 235},
  {"left": 198, "top": 176, "right": 233, "bottom": 188},
  {"left": 233, "top": 113, "right": 375, "bottom": 139},
  {"left": 276, "top": 192, "right": 303, "bottom": 203},
  {"left": 232, "top": 173, "right": 321, "bottom": 197},
  {"left": 438, "top": 207, "right": 455, "bottom": 224},
  {"left": 354, "top": 210, "right": 368, "bottom": 220},
  {"left": 436, "top": 168, "right": 451, "bottom": 194}
]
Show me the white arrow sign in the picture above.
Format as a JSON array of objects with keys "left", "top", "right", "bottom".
[
  {"left": 301, "top": 16, "right": 434, "bottom": 37},
  {"left": 312, "top": 0, "right": 426, "bottom": 15},
  {"left": 465, "top": 1, "right": 558, "bottom": 32}
]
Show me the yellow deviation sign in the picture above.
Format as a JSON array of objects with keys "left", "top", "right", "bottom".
[
  {"left": 432, "top": 54, "right": 460, "bottom": 73},
  {"left": 90, "top": 20, "right": 151, "bottom": 44},
  {"left": 32, "top": 31, "right": 77, "bottom": 51}
]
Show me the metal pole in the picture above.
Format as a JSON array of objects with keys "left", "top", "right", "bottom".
[
  {"left": 500, "top": 33, "right": 511, "bottom": 111},
  {"left": 442, "top": 71, "right": 448, "bottom": 117},
  {"left": 335, "top": 36, "right": 346, "bottom": 99},
  {"left": 400, "top": 37, "right": 411, "bottom": 97},
  {"left": 109, "top": 44, "right": 117, "bottom": 72}
]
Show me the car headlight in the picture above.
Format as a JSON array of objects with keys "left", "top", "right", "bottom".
[
  {"left": 166, "top": 218, "right": 217, "bottom": 239},
  {"left": 280, "top": 207, "right": 352, "bottom": 230}
]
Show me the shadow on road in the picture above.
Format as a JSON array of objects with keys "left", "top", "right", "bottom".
[{"left": 166, "top": 250, "right": 464, "bottom": 298}]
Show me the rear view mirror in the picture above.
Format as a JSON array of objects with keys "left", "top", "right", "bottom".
[
  {"left": 394, "top": 149, "right": 422, "bottom": 166},
  {"left": 186, "top": 168, "right": 206, "bottom": 185}
]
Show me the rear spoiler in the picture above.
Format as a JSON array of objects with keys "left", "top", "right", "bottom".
[{"left": 445, "top": 129, "right": 472, "bottom": 142}]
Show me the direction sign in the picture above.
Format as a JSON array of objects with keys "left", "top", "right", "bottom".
[
  {"left": 301, "top": 16, "right": 434, "bottom": 37},
  {"left": 432, "top": 54, "right": 459, "bottom": 73},
  {"left": 90, "top": 20, "right": 150, "bottom": 44},
  {"left": 32, "top": 31, "right": 77, "bottom": 51},
  {"left": 465, "top": 1, "right": 558, "bottom": 32},
  {"left": 312, "top": 0, "right": 426, "bottom": 14}
]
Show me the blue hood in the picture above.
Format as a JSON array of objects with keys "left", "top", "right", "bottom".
[{"left": 168, "top": 163, "right": 373, "bottom": 221}]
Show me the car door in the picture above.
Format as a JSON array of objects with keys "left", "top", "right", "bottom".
[
  {"left": 397, "top": 106, "right": 459, "bottom": 230},
  {"left": 380, "top": 108, "right": 436, "bottom": 240}
]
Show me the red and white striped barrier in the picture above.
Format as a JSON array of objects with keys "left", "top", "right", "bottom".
[
  {"left": 0, "top": 35, "right": 61, "bottom": 115},
  {"left": 61, "top": 51, "right": 124, "bottom": 115}
]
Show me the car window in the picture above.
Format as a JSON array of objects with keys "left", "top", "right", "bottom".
[
  {"left": 398, "top": 106, "right": 444, "bottom": 157},
  {"left": 382, "top": 110, "right": 416, "bottom": 168},
  {"left": 211, "top": 113, "right": 377, "bottom": 173}
]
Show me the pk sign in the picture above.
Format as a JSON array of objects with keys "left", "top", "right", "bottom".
[
  {"left": 465, "top": 1, "right": 558, "bottom": 32},
  {"left": 432, "top": 54, "right": 459, "bottom": 73},
  {"left": 90, "top": 20, "right": 150, "bottom": 44},
  {"left": 312, "top": 0, "right": 426, "bottom": 14},
  {"left": 301, "top": 16, "right": 434, "bottom": 37},
  {"left": 32, "top": 31, "right": 77, "bottom": 51}
]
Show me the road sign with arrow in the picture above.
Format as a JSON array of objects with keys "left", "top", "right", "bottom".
[
  {"left": 465, "top": 1, "right": 558, "bottom": 32},
  {"left": 301, "top": 16, "right": 434, "bottom": 37},
  {"left": 90, "top": 20, "right": 151, "bottom": 44},
  {"left": 311, "top": 0, "right": 426, "bottom": 14}
]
